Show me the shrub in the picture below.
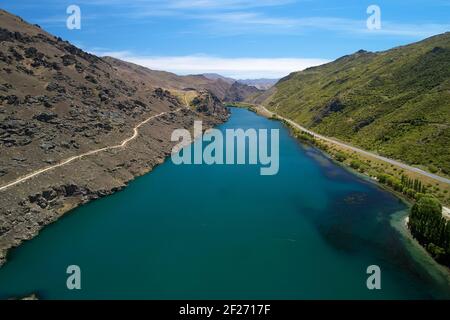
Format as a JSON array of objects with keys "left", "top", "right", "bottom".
[
  {"left": 427, "top": 243, "right": 446, "bottom": 262},
  {"left": 335, "top": 152, "right": 347, "bottom": 162},
  {"left": 350, "top": 160, "right": 362, "bottom": 170},
  {"left": 429, "top": 164, "right": 438, "bottom": 173}
]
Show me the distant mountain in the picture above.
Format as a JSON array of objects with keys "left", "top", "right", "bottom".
[
  {"left": 238, "top": 78, "right": 279, "bottom": 90},
  {"left": 104, "top": 57, "right": 233, "bottom": 100},
  {"left": 201, "top": 73, "right": 278, "bottom": 90},
  {"left": 201, "top": 73, "right": 235, "bottom": 85},
  {"left": 98, "top": 63, "right": 261, "bottom": 103},
  {"left": 256, "top": 32, "right": 450, "bottom": 175}
]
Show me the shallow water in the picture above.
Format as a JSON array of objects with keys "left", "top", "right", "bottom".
[{"left": 0, "top": 108, "right": 449, "bottom": 299}]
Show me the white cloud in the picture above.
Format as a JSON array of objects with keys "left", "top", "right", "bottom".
[
  {"left": 196, "top": 15, "right": 450, "bottom": 37},
  {"left": 362, "top": 22, "right": 450, "bottom": 37},
  {"left": 72, "top": 0, "right": 449, "bottom": 38},
  {"left": 95, "top": 51, "right": 330, "bottom": 79},
  {"left": 205, "top": 12, "right": 299, "bottom": 27},
  {"left": 81, "top": 0, "right": 294, "bottom": 10},
  {"left": 166, "top": 0, "right": 296, "bottom": 10},
  {"left": 78, "top": 0, "right": 448, "bottom": 37}
]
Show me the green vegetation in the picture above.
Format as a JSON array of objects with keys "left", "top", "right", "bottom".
[
  {"left": 334, "top": 152, "right": 347, "bottom": 162},
  {"left": 282, "top": 120, "right": 323, "bottom": 147},
  {"left": 263, "top": 32, "right": 450, "bottom": 176},
  {"left": 350, "top": 160, "right": 363, "bottom": 170},
  {"left": 376, "top": 173, "right": 429, "bottom": 199},
  {"left": 408, "top": 196, "right": 450, "bottom": 266},
  {"left": 282, "top": 115, "right": 448, "bottom": 204}
]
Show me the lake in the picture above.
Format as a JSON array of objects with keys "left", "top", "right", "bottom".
[{"left": 0, "top": 107, "right": 449, "bottom": 299}]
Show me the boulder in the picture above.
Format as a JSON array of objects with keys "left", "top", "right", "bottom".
[{"left": 34, "top": 112, "right": 58, "bottom": 122}]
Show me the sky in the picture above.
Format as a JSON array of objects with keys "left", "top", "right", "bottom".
[{"left": 1, "top": 0, "right": 449, "bottom": 79}]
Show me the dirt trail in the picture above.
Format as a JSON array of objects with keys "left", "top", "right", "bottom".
[{"left": 0, "top": 108, "right": 182, "bottom": 192}]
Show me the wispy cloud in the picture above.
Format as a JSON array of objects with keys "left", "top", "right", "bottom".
[
  {"left": 205, "top": 12, "right": 299, "bottom": 27},
  {"left": 34, "top": 14, "right": 100, "bottom": 26},
  {"left": 166, "top": 0, "right": 296, "bottom": 10},
  {"left": 74, "top": 0, "right": 449, "bottom": 38},
  {"left": 93, "top": 51, "right": 330, "bottom": 78},
  {"left": 285, "top": 17, "right": 450, "bottom": 38},
  {"left": 362, "top": 21, "right": 450, "bottom": 37},
  {"left": 80, "top": 0, "right": 295, "bottom": 10}
]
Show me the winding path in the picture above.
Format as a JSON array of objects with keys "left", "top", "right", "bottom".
[
  {"left": 257, "top": 105, "right": 450, "bottom": 185},
  {"left": 0, "top": 108, "right": 182, "bottom": 193}
]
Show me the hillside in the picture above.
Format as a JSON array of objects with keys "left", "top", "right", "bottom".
[
  {"left": 104, "top": 58, "right": 260, "bottom": 102},
  {"left": 201, "top": 73, "right": 235, "bottom": 85},
  {"left": 260, "top": 33, "right": 450, "bottom": 176},
  {"left": 103, "top": 57, "right": 233, "bottom": 100},
  {"left": 224, "top": 81, "right": 262, "bottom": 102},
  {"left": 238, "top": 78, "right": 278, "bottom": 90},
  {"left": 0, "top": 9, "right": 229, "bottom": 266}
]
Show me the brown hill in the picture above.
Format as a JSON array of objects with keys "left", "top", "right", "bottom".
[
  {"left": 102, "top": 56, "right": 234, "bottom": 100},
  {"left": 103, "top": 56, "right": 261, "bottom": 102}
]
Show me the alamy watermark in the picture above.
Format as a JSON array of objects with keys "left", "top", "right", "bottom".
[
  {"left": 367, "top": 5, "right": 382, "bottom": 30},
  {"left": 171, "top": 121, "right": 280, "bottom": 176},
  {"left": 366, "top": 265, "right": 381, "bottom": 290},
  {"left": 66, "top": 5, "right": 81, "bottom": 30},
  {"left": 66, "top": 265, "right": 81, "bottom": 290}
]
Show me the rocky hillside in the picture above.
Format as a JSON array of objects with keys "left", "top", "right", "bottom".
[
  {"left": 259, "top": 33, "right": 450, "bottom": 176},
  {"left": 191, "top": 90, "right": 229, "bottom": 116},
  {"left": 238, "top": 78, "right": 278, "bottom": 90},
  {"left": 223, "top": 81, "right": 262, "bottom": 103},
  {"left": 0, "top": 9, "right": 229, "bottom": 266}
]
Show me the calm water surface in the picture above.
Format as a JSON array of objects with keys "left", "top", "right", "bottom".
[{"left": 0, "top": 108, "right": 449, "bottom": 299}]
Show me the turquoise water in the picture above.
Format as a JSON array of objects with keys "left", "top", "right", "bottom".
[{"left": 0, "top": 108, "right": 449, "bottom": 299}]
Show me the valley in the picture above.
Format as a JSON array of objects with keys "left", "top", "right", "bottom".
[{"left": 0, "top": 5, "right": 449, "bottom": 300}]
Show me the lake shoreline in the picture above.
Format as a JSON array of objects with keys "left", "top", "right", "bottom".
[
  {"left": 0, "top": 109, "right": 230, "bottom": 270},
  {"left": 229, "top": 103, "right": 414, "bottom": 203},
  {"left": 1, "top": 107, "right": 449, "bottom": 299},
  {"left": 229, "top": 104, "right": 450, "bottom": 276}
]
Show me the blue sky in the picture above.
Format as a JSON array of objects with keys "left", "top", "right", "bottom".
[{"left": 2, "top": 0, "right": 449, "bottom": 78}]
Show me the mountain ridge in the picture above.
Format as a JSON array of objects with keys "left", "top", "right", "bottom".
[
  {"left": 238, "top": 78, "right": 279, "bottom": 90},
  {"left": 103, "top": 57, "right": 261, "bottom": 102}
]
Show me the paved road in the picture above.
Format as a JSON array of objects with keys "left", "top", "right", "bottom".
[
  {"left": 258, "top": 105, "right": 450, "bottom": 185},
  {"left": 0, "top": 108, "right": 182, "bottom": 193}
]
